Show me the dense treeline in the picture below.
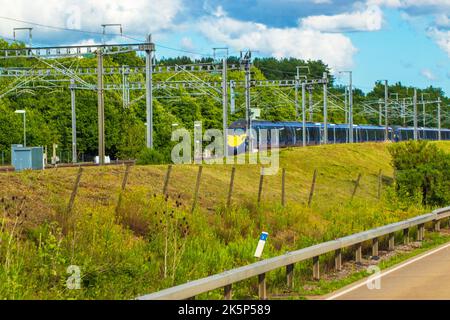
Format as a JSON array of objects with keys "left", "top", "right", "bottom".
[{"left": 0, "top": 39, "right": 448, "bottom": 162}]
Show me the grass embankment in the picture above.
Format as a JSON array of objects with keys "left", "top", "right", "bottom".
[{"left": 0, "top": 142, "right": 449, "bottom": 299}]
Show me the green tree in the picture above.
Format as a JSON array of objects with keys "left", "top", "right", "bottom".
[{"left": 389, "top": 141, "right": 450, "bottom": 207}]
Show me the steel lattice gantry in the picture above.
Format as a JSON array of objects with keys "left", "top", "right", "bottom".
[{"left": 0, "top": 41, "right": 155, "bottom": 164}]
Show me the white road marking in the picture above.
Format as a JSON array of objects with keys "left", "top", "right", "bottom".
[{"left": 326, "top": 241, "right": 450, "bottom": 300}]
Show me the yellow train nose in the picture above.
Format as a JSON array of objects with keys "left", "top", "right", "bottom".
[{"left": 227, "top": 134, "right": 247, "bottom": 147}]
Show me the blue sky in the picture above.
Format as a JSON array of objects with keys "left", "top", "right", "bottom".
[{"left": 0, "top": 0, "right": 449, "bottom": 95}]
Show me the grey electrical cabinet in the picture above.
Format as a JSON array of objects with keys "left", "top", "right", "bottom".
[{"left": 11, "top": 145, "right": 44, "bottom": 171}]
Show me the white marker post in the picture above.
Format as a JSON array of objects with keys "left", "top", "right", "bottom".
[{"left": 254, "top": 232, "right": 269, "bottom": 259}]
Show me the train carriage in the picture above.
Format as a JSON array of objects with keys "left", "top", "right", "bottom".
[{"left": 228, "top": 120, "right": 449, "bottom": 155}]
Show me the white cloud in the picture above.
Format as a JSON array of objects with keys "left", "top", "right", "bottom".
[
  {"left": 213, "top": 5, "right": 227, "bottom": 18},
  {"left": 421, "top": 68, "right": 437, "bottom": 81},
  {"left": 0, "top": 0, "right": 182, "bottom": 42},
  {"left": 180, "top": 37, "right": 194, "bottom": 50},
  {"left": 367, "top": 0, "right": 450, "bottom": 9},
  {"left": 300, "top": 5, "right": 384, "bottom": 32},
  {"left": 197, "top": 15, "right": 358, "bottom": 70},
  {"left": 370, "top": 0, "right": 450, "bottom": 58},
  {"left": 366, "top": 0, "right": 402, "bottom": 7},
  {"left": 435, "top": 14, "right": 450, "bottom": 28},
  {"left": 402, "top": 0, "right": 450, "bottom": 7},
  {"left": 428, "top": 28, "right": 450, "bottom": 57}
]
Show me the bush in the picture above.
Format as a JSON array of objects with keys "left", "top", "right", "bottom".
[
  {"left": 388, "top": 141, "right": 450, "bottom": 207},
  {"left": 136, "top": 148, "right": 167, "bottom": 165}
]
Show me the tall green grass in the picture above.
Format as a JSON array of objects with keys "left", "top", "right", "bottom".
[{"left": 0, "top": 142, "right": 448, "bottom": 299}]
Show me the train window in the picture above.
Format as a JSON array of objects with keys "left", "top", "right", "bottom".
[
  {"left": 295, "top": 128, "right": 301, "bottom": 145},
  {"left": 286, "top": 127, "right": 294, "bottom": 145},
  {"left": 309, "top": 128, "right": 315, "bottom": 145},
  {"left": 336, "top": 128, "right": 342, "bottom": 143}
]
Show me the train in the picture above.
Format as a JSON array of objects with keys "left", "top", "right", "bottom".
[{"left": 227, "top": 120, "right": 450, "bottom": 154}]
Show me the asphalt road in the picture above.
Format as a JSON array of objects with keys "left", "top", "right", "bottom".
[{"left": 324, "top": 242, "right": 450, "bottom": 300}]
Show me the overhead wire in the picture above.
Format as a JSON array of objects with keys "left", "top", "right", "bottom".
[{"left": 0, "top": 16, "right": 214, "bottom": 58}]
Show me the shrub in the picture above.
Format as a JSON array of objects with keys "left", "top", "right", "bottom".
[
  {"left": 136, "top": 148, "right": 167, "bottom": 165},
  {"left": 388, "top": 141, "right": 450, "bottom": 207}
]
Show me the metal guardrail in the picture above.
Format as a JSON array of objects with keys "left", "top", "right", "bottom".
[{"left": 137, "top": 206, "right": 450, "bottom": 300}]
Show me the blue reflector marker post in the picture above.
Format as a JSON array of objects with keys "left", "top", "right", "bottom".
[{"left": 255, "top": 232, "right": 269, "bottom": 258}]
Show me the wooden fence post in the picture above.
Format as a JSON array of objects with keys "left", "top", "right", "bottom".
[
  {"left": 67, "top": 166, "right": 83, "bottom": 214},
  {"left": 308, "top": 169, "right": 318, "bottom": 208},
  {"left": 163, "top": 164, "right": 173, "bottom": 196},
  {"left": 227, "top": 167, "right": 236, "bottom": 208},
  {"left": 258, "top": 168, "right": 264, "bottom": 205},
  {"left": 191, "top": 166, "right": 203, "bottom": 213},
  {"left": 281, "top": 168, "right": 286, "bottom": 207},
  {"left": 65, "top": 166, "right": 83, "bottom": 234},
  {"left": 351, "top": 173, "right": 362, "bottom": 202},
  {"left": 121, "top": 164, "right": 131, "bottom": 191},
  {"left": 378, "top": 169, "right": 382, "bottom": 200},
  {"left": 115, "top": 164, "right": 131, "bottom": 219}
]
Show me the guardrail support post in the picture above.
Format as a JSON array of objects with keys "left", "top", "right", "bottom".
[
  {"left": 418, "top": 224, "right": 425, "bottom": 241},
  {"left": 355, "top": 243, "right": 362, "bottom": 264},
  {"left": 258, "top": 273, "right": 267, "bottom": 300},
  {"left": 334, "top": 249, "right": 342, "bottom": 271},
  {"left": 372, "top": 238, "right": 379, "bottom": 258},
  {"left": 313, "top": 256, "right": 320, "bottom": 280},
  {"left": 224, "top": 285, "right": 232, "bottom": 300},
  {"left": 388, "top": 233, "right": 395, "bottom": 251},
  {"left": 286, "top": 264, "right": 294, "bottom": 288},
  {"left": 404, "top": 228, "right": 410, "bottom": 245},
  {"left": 435, "top": 220, "right": 441, "bottom": 232}
]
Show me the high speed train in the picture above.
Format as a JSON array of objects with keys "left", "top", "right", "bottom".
[{"left": 227, "top": 120, "right": 450, "bottom": 154}]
